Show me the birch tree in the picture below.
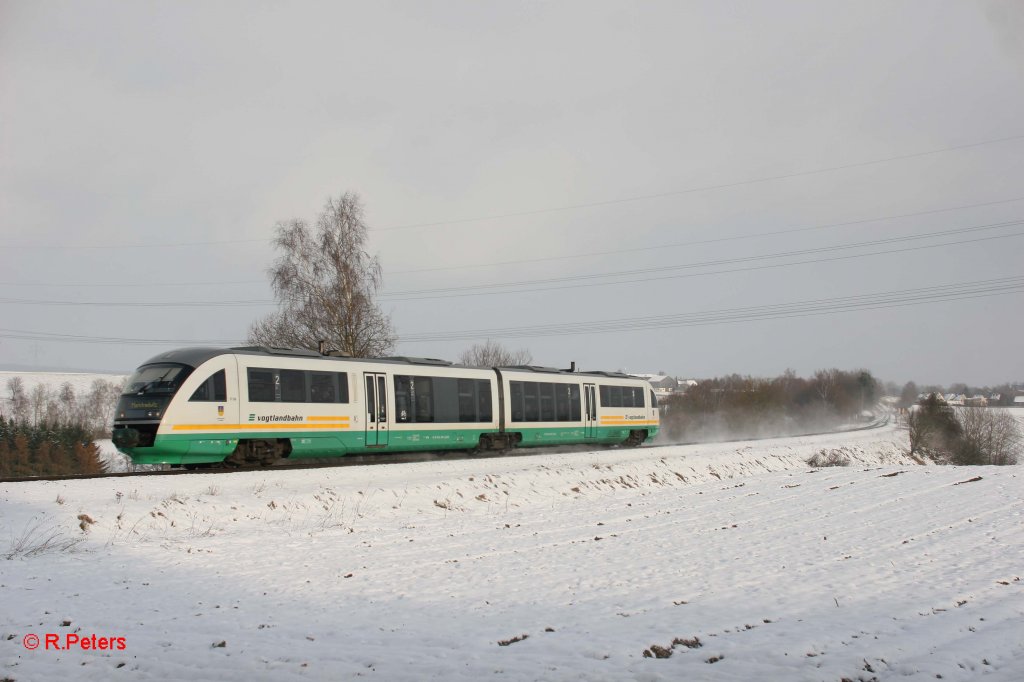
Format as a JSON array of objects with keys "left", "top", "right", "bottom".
[{"left": 248, "top": 193, "right": 396, "bottom": 357}]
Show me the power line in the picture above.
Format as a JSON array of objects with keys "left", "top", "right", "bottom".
[
  {"left": 2, "top": 133, "right": 1022, "bottom": 250},
  {"left": 0, "top": 298, "right": 274, "bottom": 308},
  {"left": 396, "top": 277, "right": 1024, "bottom": 342},
  {"left": 0, "top": 328, "right": 242, "bottom": 346},
  {"left": 376, "top": 133, "right": 1024, "bottom": 232},
  {"left": 381, "top": 219, "right": 1024, "bottom": 297},
  {"left": 386, "top": 195, "right": 1024, "bottom": 276},
  {"left": 3, "top": 194, "right": 1022, "bottom": 288},
  {"left": 380, "top": 230, "right": 1024, "bottom": 302},
  {"left": 2, "top": 221, "right": 1020, "bottom": 308},
  {"left": 0, "top": 279, "right": 266, "bottom": 289},
  {"left": 2, "top": 277, "right": 1020, "bottom": 346}
]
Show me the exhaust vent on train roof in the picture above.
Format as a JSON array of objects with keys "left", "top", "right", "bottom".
[{"left": 316, "top": 340, "right": 352, "bottom": 357}]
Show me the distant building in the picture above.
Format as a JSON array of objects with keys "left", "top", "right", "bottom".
[{"left": 629, "top": 373, "right": 697, "bottom": 398}]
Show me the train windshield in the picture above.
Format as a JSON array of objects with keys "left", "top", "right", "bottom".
[{"left": 123, "top": 363, "right": 194, "bottom": 396}]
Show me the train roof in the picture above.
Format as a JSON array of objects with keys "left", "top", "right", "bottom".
[
  {"left": 136, "top": 347, "right": 646, "bottom": 381},
  {"left": 497, "top": 365, "right": 634, "bottom": 380}
]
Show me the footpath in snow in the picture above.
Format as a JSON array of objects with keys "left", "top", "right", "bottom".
[{"left": 2, "top": 424, "right": 1022, "bottom": 681}]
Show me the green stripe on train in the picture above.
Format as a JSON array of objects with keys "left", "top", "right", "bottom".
[{"left": 122, "top": 425, "right": 659, "bottom": 465}]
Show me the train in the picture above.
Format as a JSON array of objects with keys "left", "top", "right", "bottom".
[{"left": 111, "top": 346, "right": 660, "bottom": 467}]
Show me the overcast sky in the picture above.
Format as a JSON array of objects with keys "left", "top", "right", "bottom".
[{"left": 2, "top": 0, "right": 1023, "bottom": 386}]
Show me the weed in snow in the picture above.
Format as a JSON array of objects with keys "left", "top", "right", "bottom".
[{"left": 6, "top": 516, "right": 84, "bottom": 559}]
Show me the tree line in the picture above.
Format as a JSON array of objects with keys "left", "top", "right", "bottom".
[
  {"left": 0, "top": 419, "right": 105, "bottom": 477},
  {"left": 908, "top": 394, "right": 1020, "bottom": 465},
  {"left": 2, "top": 376, "right": 123, "bottom": 436},
  {"left": 1, "top": 377, "right": 122, "bottom": 475},
  {"left": 660, "top": 368, "right": 878, "bottom": 442}
]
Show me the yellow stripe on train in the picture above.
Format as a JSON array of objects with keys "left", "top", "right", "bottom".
[{"left": 171, "top": 423, "right": 350, "bottom": 431}]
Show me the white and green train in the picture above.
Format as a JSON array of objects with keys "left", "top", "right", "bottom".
[{"left": 111, "top": 346, "right": 660, "bottom": 467}]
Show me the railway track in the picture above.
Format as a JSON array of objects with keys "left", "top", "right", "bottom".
[{"left": 0, "top": 412, "right": 893, "bottom": 485}]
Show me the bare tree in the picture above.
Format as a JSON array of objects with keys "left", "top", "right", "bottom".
[
  {"left": 813, "top": 368, "right": 839, "bottom": 407},
  {"left": 951, "top": 407, "right": 1021, "bottom": 465},
  {"left": 458, "top": 339, "right": 533, "bottom": 367},
  {"left": 30, "top": 384, "right": 47, "bottom": 424},
  {"left": 907, "top": 409, "right": 937, "bottom": 456},
  {"left": 6, "top": 377, "right": 28, "bottom": 422},
  {"left": 248, "top": 193, "right": 396, "bottom": 357}
]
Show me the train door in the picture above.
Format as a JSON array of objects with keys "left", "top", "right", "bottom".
[
  {"left": 583, "top": 383, "right": 597, "bottom": 438},
  {"left": 363, "top": 373, "right": 390, "bottom": 447}
]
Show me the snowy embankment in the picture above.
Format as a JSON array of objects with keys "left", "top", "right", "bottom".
[{"left": 2, "top": 425, "right": 1022, "bottom": 681}]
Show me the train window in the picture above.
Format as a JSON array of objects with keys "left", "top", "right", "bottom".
[
  {"left": 599, "top": 385, "right": 624, "bottom": 407},
  {"left": 650, "top": 390, "right": 658, "bottom": 408},
  {"left": 376, "top": 375, "right": 387, "bottom": 421},
  {"left": 458, "top": 379, "right": 473, "bottom": 422},
  {"left": 394, "top": 375, "right": 437, "bottom": 422},
  {"left": 555, "top": 385, "right": 570, "bottom": 421},
  {"left": 478, "top": 381, "right": 492, "bottom": 422},
  {"left": 190, "top": 369, "right": 226, "bottom": 402},
  {"left": 338, "top": 374, "right": 350, "bottom": 403},
  {"left": 124, "top": 363, "right": 193, "bottom": 396},
  {"left": 523, "top": 382, "right": 540, "bottom": 421},
  {"left": 620, "top": 387, "right": 643, "bottom": 408},
  {"left": 394, "top": 376, "right": 412, "bottom": 422},
  {"left": 244, "top": 368, "right": 348, "bottom": 404},
  {"left": 510, "top": 381, "right": 524, "bottom": 421},
  {"left": 414, "top": 377, "right": 434, "bottom": 422},
  {"left": 310, "top": 374, "right": 335, "bottom": 402},
  {"left": 510, "top": 381, "right": 580, "bottom": 422},
  {"left": 433, "top": 377, "right": 460, "bottom": 423},
  {"left": 309, "top": 373, "right": 337, "bottom": 403},
  {"left": 539, "top": 383, "right": 555, "bottom": 421},
  {"left": 248, "top": 369, "right": 276, "bottom": 402},
  {"left": 280, "top": 370, "right": 306, "bottom": 403}
]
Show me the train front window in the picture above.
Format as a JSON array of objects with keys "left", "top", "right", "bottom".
[{"left": 124, "top": 363, "right": 193, "bottom": 396}]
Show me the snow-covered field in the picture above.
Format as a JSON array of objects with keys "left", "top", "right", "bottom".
[{"left": 2, "top": 424, "right": 1021, "bottom": 681}]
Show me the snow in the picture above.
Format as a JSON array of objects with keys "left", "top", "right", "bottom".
[
  {"left": 2, "top": 425, "right": 1022, "bottom": 681},
  {"left": 95, "top": 439, "right": 132, "bottom": 474}
]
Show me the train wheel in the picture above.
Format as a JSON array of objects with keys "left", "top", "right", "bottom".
[
  {"left": 624, "top": 430, "right": 647, "bottom": 448},
  {"left": 469, "top": 435, "right": 491, "bottom": 455}
]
